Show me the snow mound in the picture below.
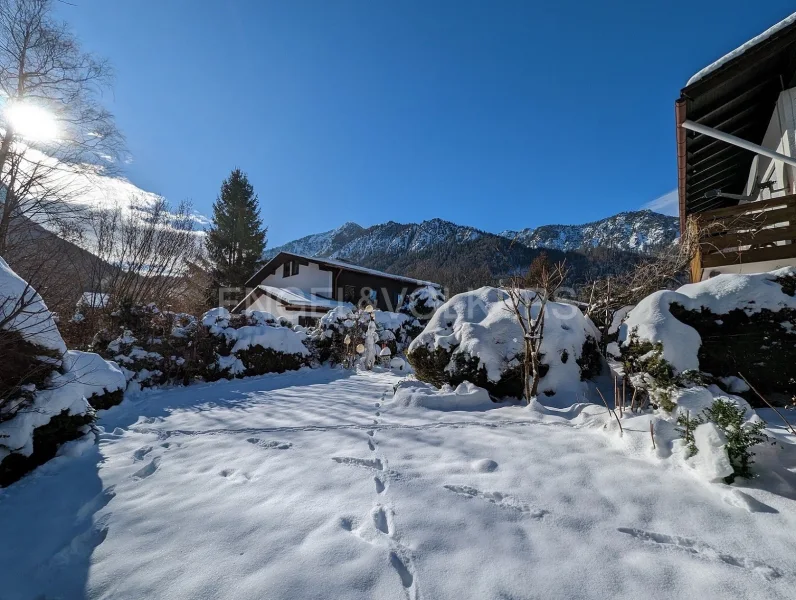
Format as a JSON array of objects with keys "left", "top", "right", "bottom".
[
  {"left": 619, "top": 268, "right": 796, "bottom": 374},
  {"left": 0, "top": 256, "right": 65, "bottom": 353},
  {"left": 408, "top": 286, "right": 601, "bottom": 403},
  {"left": 200, "top": 308, "right": 309, "bottom": 357},
  {"left": 688, "top": 422, "right": 734, "bottom": 482},
  {"left": 388, "top": 380, "right": 495, "bottom": 411},
  {"left": 231, "top": 325, "right": 310, "bottom": 356}
]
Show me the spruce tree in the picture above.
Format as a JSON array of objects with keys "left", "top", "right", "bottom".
[{"left": 205, "top": 169, "right": 267, "bottom": 300}]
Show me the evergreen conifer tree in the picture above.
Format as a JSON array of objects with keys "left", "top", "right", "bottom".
[{"left": 205, "top": 169, "right": 267, "bottom": 303}]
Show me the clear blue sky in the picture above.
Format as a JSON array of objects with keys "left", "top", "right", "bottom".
[{"left": 55, "top": 0, "right": 795, "bottom": 246}]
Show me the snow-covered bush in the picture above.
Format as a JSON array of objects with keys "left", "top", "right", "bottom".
[
  {"left": 0, "top": 258, "right": 125, "bottom": 487},
  {"left": 400, "top": 285, "right": 446, "bottom": 320},
  {"left": 676, "top": 398, "right": 768, "bottom": 483},
  {"left": 617, "top": 268, "right": 796, "bottom": 407},
  {"left": 310, "top": 306, "right": 422, "bottom": 365},
  {"left": 99, "top": 306, "right": 310, "bottom": 389},
  {"left": 407, "top": 287, "right": 602, "bottom": 404}
]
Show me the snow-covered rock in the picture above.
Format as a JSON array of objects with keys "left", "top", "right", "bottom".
[{"left": 407, "top": 287, "right": 602, "bottom": 404}]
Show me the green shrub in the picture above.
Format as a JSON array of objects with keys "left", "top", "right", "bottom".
[{"left": 677, "top": 398, "right": 768, "bottom": 483}]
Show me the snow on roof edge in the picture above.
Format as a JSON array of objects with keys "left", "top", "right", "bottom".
[{"left": 686, "top": 12, "right": 796, "bottom": 87}]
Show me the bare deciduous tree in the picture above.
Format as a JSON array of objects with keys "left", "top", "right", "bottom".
[
  {"left": 82, "top": 196, "right": 203, "bottom": 310},
  {"left": 583, "top": 231, "right": 698, "bottom": 342},
  {"left": 0, "top": 0, "right": 123, "bottom": 256},
  {"left": 504, "top": 253, "right": 569, "bottom": 403}
]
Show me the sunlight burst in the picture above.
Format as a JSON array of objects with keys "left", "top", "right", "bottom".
[{"left": 5, "top": 102, "right": 58, "bottom": 142}]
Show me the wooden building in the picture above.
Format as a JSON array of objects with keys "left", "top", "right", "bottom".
[
  {"left": 676, "top": 13, "right": 796, "bottom": 281},
  {"left": 233, "top": 252, "right": 440, "bottom": 326}
]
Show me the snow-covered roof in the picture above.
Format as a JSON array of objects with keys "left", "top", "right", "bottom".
[
  {"left": 260, "top": 286, "right": 352, "bottom": 310},
  {"left": 78, "top": 292, "right": 110, "bottom": 309},
  {"left": 687, "top": 12, "right": 796, "bottom": 86},
  {"left": 262, "top": 252, "right": 440, "bottom": 288}
]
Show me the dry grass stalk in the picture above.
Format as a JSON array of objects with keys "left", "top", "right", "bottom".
[
  {"left": 738, "top": 372, "right": 796, "bottom": 436},
  {"left": 597, "top": 388, "right": 624, "bottom": 436}
]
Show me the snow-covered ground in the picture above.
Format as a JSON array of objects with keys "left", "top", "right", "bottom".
[{"left": 2, "top": 368, "right": 795, "bottom": 600}]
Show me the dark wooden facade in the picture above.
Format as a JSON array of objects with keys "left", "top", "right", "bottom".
[{"left": 676, "top": 17, "right": 796, "bottom": 233}]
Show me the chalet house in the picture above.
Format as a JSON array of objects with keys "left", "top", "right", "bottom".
[
  {"left": 677, "top": 12, "right": 796, "bottom": 281},
  {"left": 233, "top": 252, "right": 440, "bottom": 326}
]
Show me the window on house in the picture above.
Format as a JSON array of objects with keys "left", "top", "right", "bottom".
[
  {"left": 298, "top": 316, "right": 318, "bottom": 328},
  {"left": 283, "top": 260, "right": 300, "bottom": 277}
]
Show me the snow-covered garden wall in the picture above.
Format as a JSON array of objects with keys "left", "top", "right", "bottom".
[
  {"left": 407, "top": 287, "right": 602, "bottom": 403},
  {"left": 0, "top": 257, "right": 125, "bottom": 487},
  {"left": 616, "top": 268, "right": 796, "bottom": 407}
]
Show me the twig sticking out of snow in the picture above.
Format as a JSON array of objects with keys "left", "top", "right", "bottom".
[
  {"left": 650, "top": 421, "right": 656, "bottom": 450},
  {"left": 738, "top": 372, "right": 796, "bottom": 435},
  {"left": 597, "top": 388, "right": 624, "bottom": 436}
]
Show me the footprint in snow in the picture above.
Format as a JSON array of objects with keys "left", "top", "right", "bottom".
[
  {"left": 443, "top": 484, "right": 547, "bottom": 517},
  {"left": 368, "top": 439, "right": 376, "bottom": 451},
  {"left": 389, "top": 552, "right": 414, "bottom": 589},
  {"left": 372, "top": 506, "right": 390, "bottom": 535},
  {"left": 617, "top": 527, "right": 783, "bottom": 580},
  {"left": 132, "top": 458, "right": 159, "bottom": 480},
  {"left": 132, "top": 446, "right": 153, "bottom": 461},
  {"left": 331, "top": 456, "right": 384, "bottom": 471},
  {"left": 374, "top": 476, "right": 385, "bottom": 494},
  {"left": 246, "top": 438, "right": 292, "bottom": 450}
]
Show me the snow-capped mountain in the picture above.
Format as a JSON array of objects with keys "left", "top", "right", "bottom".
[
  {"left": 267, "top": 210, "right": 678, "bottom": 261},
  {"left": 501, "top": 210, "right": 678, "bottom": 253}
]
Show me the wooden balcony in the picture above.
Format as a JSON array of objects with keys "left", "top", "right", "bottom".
[{"left": 688, "top": 194, "right": 796, "bottom": 281}]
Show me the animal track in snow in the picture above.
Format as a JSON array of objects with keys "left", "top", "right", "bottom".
[
  {"left": 246, "top": 438, "right": 292, "bottom": 450},
  {"left": 375, "top": 403, "right": 381, "bottom": 408},
  {"left": 367, "top": 430, "right": 375, "bottom": 437},
  {"left": 219, "top": 469, "right": 235, "bottom": 478},
  {"left": 132, "top": 446, "right": 153, "bottom": 461},
  {"left": 368, "top": 439, "right": 376, "bottom": 451},
  {"left": 374, "top": 476, "right": 385, "bottom": 494},
  {"left": 443, "top": 485, "right": 547, "bottom": 517},
  {"left": 617, "top": 527, "right": 783, "bottom": 580},
  {"left": 373, "top": 506, "right": 390, "bottom": 534},
  {"left": 331, "top": 456, "right": 384, "bottom": 471},
  {"left": 375, "top": 411, "right": 381, "bottom": 417},
  {"left": 132, "top": 458, "right": 159, "bottom": 480}
]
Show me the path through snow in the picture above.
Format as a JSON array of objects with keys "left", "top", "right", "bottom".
[{"left": 1, "top": 367, "right": 795, "bottom": 599}]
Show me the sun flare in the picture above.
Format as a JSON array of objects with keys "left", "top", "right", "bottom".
[{"left": 5, "top": 102, "right": 58, "bottom": 142}]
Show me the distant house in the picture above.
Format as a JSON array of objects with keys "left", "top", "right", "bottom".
[
  {"left": 677, "top": 12, "right": 796, "bottom": 281},
  {"left": 233, "top": 252, "right": 440, "bottom": 326}
]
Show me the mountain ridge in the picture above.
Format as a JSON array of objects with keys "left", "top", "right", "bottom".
[{"left": 267, "top": 210, "right": 678, "bottom": 261}]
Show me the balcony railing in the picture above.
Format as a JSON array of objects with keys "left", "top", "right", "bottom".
[{"left": 688, "top": 194, "right": 796, "bottom": 281}]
